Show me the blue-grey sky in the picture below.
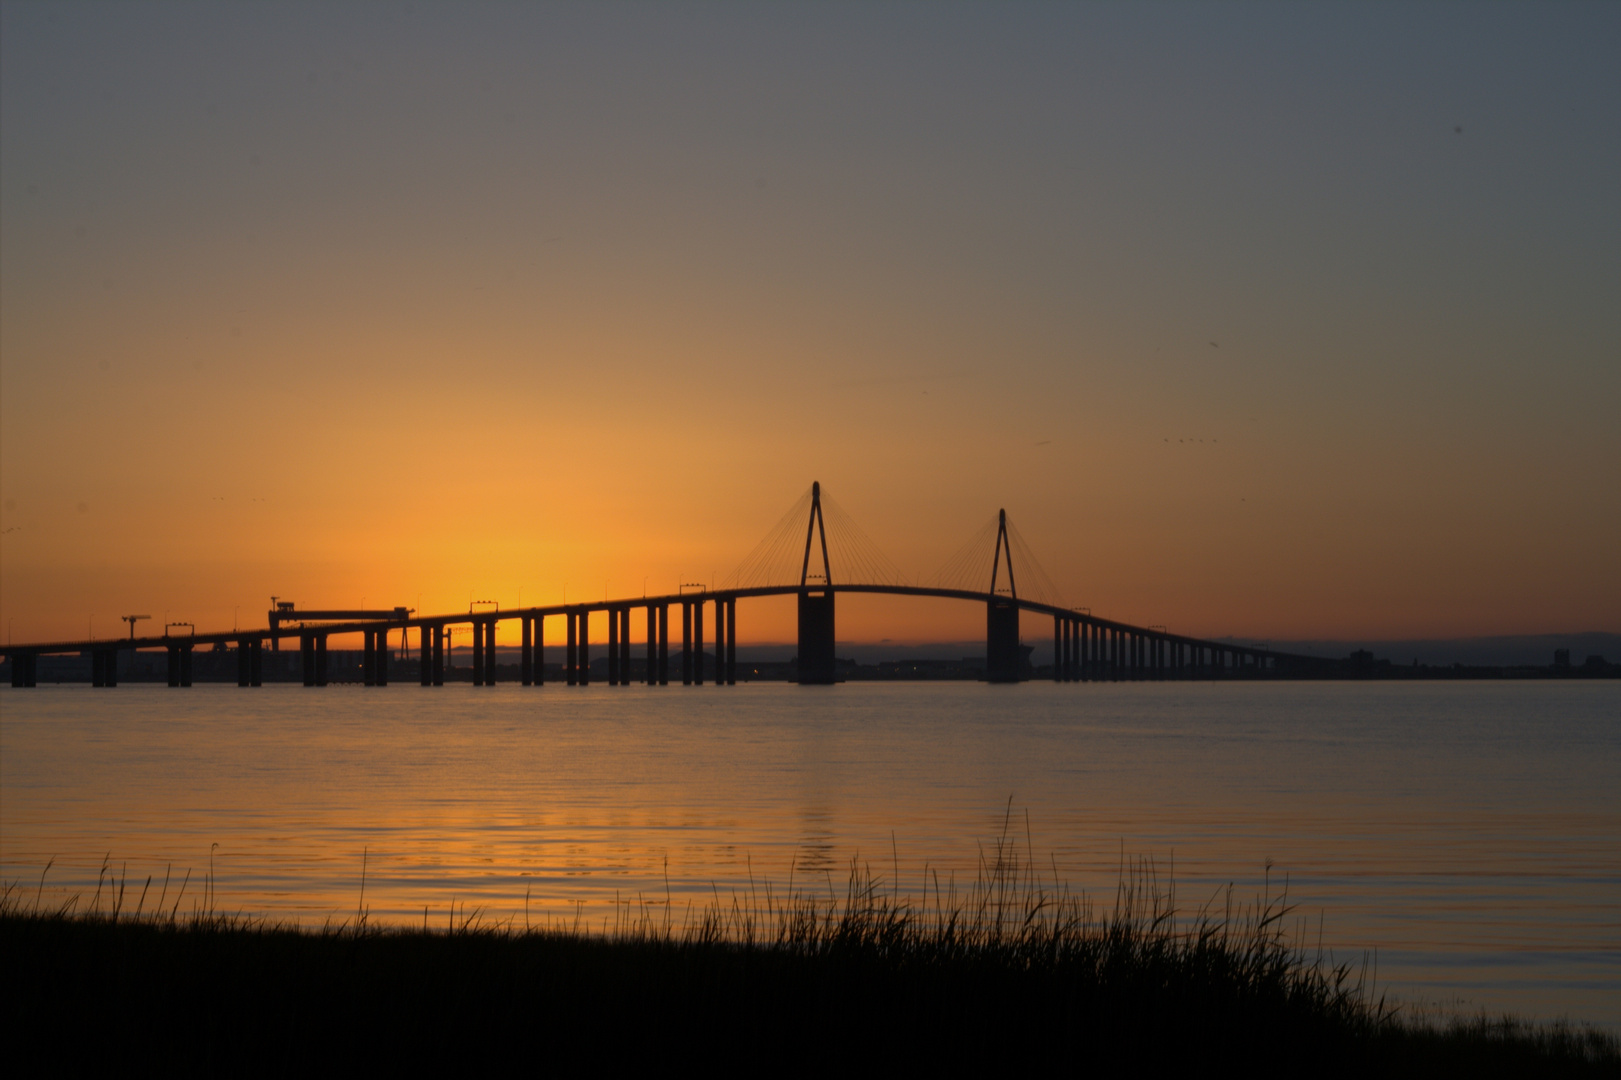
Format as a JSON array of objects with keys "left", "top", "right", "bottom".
[{"left": 2, "top": 2, "right": 1617, "bottom": 643}]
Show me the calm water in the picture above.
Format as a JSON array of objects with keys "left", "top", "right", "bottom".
[{"left": 2, "top": 681, "right": 1616, "bottom": 1027}]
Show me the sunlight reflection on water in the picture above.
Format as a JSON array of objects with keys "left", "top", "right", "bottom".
[{"left": 2, "top": 681, "right": 1616, "bottom": 1027}]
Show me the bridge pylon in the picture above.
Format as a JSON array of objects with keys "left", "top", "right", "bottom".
[
  {"left": 796, "top": 481, "right": 836, "bottom": 684},
  {"left": 986, "top": 509, "right": 1022, "bottom": 683}
]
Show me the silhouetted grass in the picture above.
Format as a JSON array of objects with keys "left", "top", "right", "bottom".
[{"left": 3, "top": 837, "right": 1614, "bottom": 1074}]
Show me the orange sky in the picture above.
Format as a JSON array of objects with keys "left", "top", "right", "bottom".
[{"left": 3, "top": 4, "right": 1618, "bottom": 648}]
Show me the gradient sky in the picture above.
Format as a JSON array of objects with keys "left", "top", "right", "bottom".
[{"left": 2, "top": 1, "right": 1617, "bottom": 647}]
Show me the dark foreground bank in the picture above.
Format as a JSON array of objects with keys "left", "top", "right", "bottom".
[{"left": 5, "top": 866, "right": 1615, "bottom": 1077}]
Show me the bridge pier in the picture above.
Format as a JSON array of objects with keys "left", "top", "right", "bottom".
[
  {"left": 986, "top": 600, "right": 1020, "bottom": 683},
  {"left": 608, "top": 607, "right": 620, "bottom": 684},
  {"left": 694, "top": 600, "right": 706, "bottom": 685},
  {"left": 484, "top": 621, "right": 495, "bottom": 684},
  {"left": 621, "top": 607, "right": 632, "bottom": 686},
  {"left": 471, "top": 623, "right": 483, "bottom": 686},
  {"left": 364, "top": 630, "right": 378, "bottom": 687},
  {"left": 378, "top": 628, "right": 391, "bottom": 686},
  {"left": 534, "top": 616, "right": 544, "bottom": 685},
  {"left": 10, "top": 653, "right": 37, "bottom": 687},
  {"left": 682, "top": 603, "right": 693, "bottom": 685},
  {"left": 797, "top": 589, "right": 836, "bottom": 685},
  {"left": 93, "top": 647, "right": 115, "bottom": 687},
  {"left": 433, "top": 625, "right": 445, "bottom": 685},
  {"left": 521, "top": 617, "right": 532, "bottom": 686},
  {"left": 421, "top": 626, "right": 432, "bottom": 686},
  {"left": 646, "top": 606, "right": 657, "bottom": 684},
  {"left": 578, "top": 611, "right": 590, "bottom": 686},
  {"left": 726, "top": 598, "right": 736, "bottom": 684},
  {"left": 166, "top": 644, "right": 194, "bottom": 687},
  {"left": 716, "top": 596, "right": 729, "bottom": 681},
  {"left": 658, "top": 603, "right": 669, "bottom": 685},
  {"left": 566, "top": 611, "right": 577, "bottom": 685},
  {"left": 236, "top": 640, "right": 251, "bottom": 687}
]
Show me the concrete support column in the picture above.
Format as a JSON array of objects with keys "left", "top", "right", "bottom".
[
  {"left": 566, "top": 611, "right": 578, "bottom": 686},
  {"left": 694, "top": 599, "right": 706, "bottom": 685},
  {"left": 179, "top": 644, "right": 193, "bottom": 687},
  {"left": 315, "top": 635, "right": 328, "bottom": 686},
  {"left": 546, "top": 616, "right": 555, "bottom": 684},
  {"left": 796, "top": 590, "right": 836, "bottom": 685},
  {"left": 986, "top": 600, "right": 1020, "bottom": 683},
  {"left": 364, "top": 631, "right": 377, "bottom": 687},
  {"left": 10, "top": 653, "right": 37, "bottom": 687},
  {"left": 237, "top": 641, "right": 251, "bottom": 687},
  {"left": 646, "top": 607, "right": 657, "bottom": 685},
  {"left": 421, "top": 626, "right": 432, "bottom": 686},
  {"left": 380, "top": 628, "right": 392, "bottom": 686},
  {"left": 712, "top": 601, "right": 724, "bottom": 686},
  {"left": 658, "top": 603, "right": 669, "bottom": 686},
  {"left": 432, "top": 625, "right": 445, "bottom": 686},
  {"left": 726, "top": 598, "right": 736, "bottom": 685},
  {"left": 620, "top": 607, "right": 632, "bottom": 686},
  {"left": 249, "top": 640, "right": 262, "bottom": 686},
  {"left": 1053, "top": 616, "right": 1062, "bottom": 682},
  {"left": 522, "top": 617, "right": 533, "bottom": 686},
  {"left": 608, "top": 606, "right": 620, "bottom": 685},
  {"left": 533, "top": 616, "right": 545, "bottom": 685},
  {"left": 483, "top": 620, "right": 494, "bottom": 685},
  {"left": 578, "top": 611, "right": 590, "bottom": 686},
  {"left": 469, "top": 624, "right": 481, "bottom": 686},
  {"left": 682, "top": 602, "right": 692, "bottom": 685}
]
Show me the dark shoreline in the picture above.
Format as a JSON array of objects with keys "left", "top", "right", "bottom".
[{"left": 5, "top": 876, "right": 1614, "bottom": 1075}]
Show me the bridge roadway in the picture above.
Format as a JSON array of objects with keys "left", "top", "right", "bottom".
[{"left": 4, "top": 583, "right": 1334, "bottom": 687}]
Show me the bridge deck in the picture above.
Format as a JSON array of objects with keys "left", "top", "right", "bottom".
[{"left": 4, "top": 583, "right": 1320, "bottom": 666}]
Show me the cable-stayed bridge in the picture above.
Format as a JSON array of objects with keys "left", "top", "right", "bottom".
[{"left": 4, "top": 482, "right": 1331, "bottom": 687}]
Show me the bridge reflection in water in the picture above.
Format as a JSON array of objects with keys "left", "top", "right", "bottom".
[{"left": 6, "top": 482, "right": 1326, "bottom": 688}]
